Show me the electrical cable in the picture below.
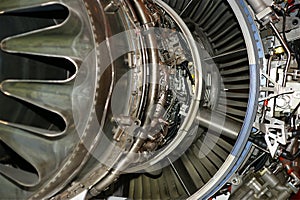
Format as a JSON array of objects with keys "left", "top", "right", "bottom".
[
  {"left": 287, "top": 4, "right": 300, "bottom": 14},
  {"left": 284, "top": 4, "right": 300, "bottom": 69},
  {"left": 281, "top": 149, "right": 300, "bottom": 160}
]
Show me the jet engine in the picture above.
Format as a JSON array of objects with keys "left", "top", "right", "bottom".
[{"left": 0, "top": 0, "right": 299, "bottom": 199}]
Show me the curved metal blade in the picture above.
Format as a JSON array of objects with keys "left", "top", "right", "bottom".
[
  {"left": 0, "top": 123, "right": 68, "bottom": 186},
  {"left": 0, "top": 175, "right": 31, "bottom": 198},
  {"left": 0, "top": 120, "right": 66, "bottom": 138},
  {"left": 0, "top": 164, "right": 39, "bottom": 187},
  {"left": 1, "top": 9, "right": 93, "bottom": 59},
  {"left": 0, "top": 80, "right": 72, "bottom": 113},
  {"left": 0, "top": 0, "right": 57, "bottom": 13}
]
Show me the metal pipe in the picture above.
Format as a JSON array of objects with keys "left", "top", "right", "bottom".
[
  {"left": 88, "top": 0, "right": 163, "bottom": 197},
  {"left": 131, "top": 0, "right": 161, "bottom": 126},
  {"left": 196, "top": 109, "right": 241, "bottom": 139},
  {"left": 270, "top": 22, "right": 292, "bottom": 87},
  {"left": 247, "top": 0, "right": 268, "bottom": 14},
  {"left": 88, "top": 138, "right": 145, "bottom": 197}
]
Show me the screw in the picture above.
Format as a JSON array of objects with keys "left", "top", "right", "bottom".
[{"left": 292, "top": 19, "right": 299, "bottom": 26}]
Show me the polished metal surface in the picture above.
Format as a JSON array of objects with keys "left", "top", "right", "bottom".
[{"left": 0, "top": 0, "right": 299, "bottom": 200}]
